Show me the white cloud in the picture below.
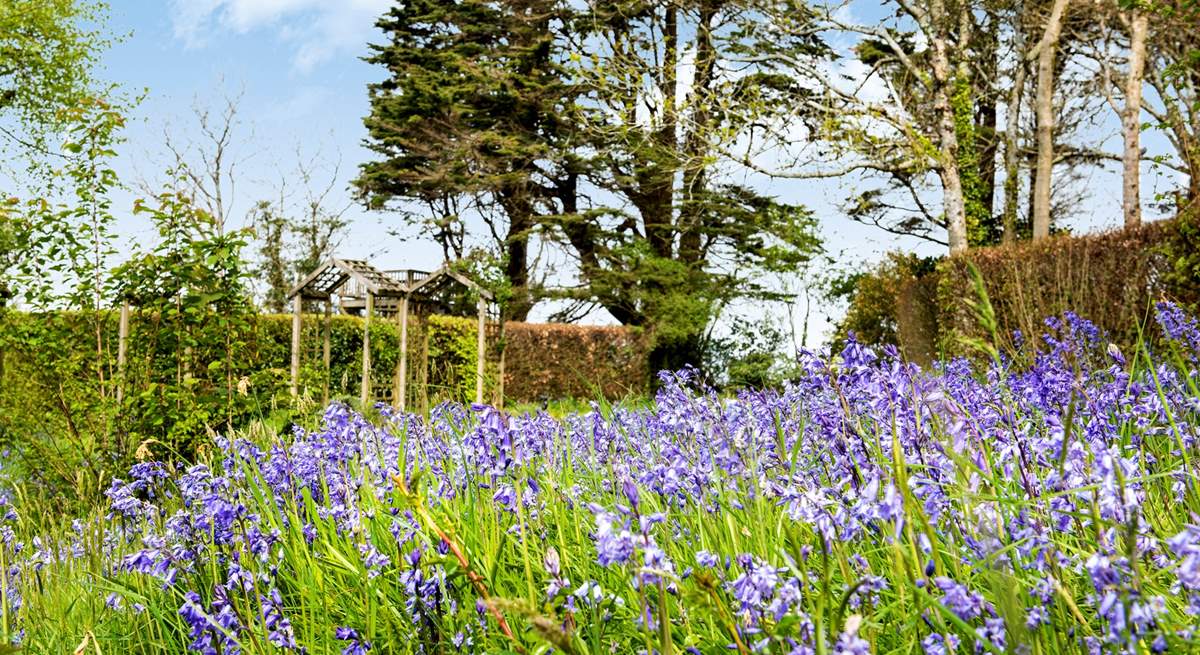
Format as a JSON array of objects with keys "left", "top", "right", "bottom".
[{"left": 169, "top": 0, "right": 391, "bottom": 71}]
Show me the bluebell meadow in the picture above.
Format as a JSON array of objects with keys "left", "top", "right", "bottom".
[{"left": 3, "top": 304, "right": 1200, "bottom": 654}]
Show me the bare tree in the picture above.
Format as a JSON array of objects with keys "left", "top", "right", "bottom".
[
  {"left": 152, "top": 89, "right": 253, "bottom": 237},
  {"left": 290, "top": 149, "right": 350, "bottom": 279},
  {"left": 246, "top": 146, "right": 350, "bottom": 310}
]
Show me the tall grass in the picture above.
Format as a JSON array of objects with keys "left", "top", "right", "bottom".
[{"left": 4, "top": 304, "right": 1200, "bottom": 654}]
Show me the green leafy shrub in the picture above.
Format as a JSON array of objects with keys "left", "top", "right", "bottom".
[
  {"left": 423, "top": 314, "right": 491, "bottom": 405},
  {"left": 703, "top": 315, "right": 799, "bottom": 390},
  {"left": 1163, "top": 202, "right": 1200, "bottom": 313},
  {"left": 829, "top": 253, "right": 938, "bottom": 352}
]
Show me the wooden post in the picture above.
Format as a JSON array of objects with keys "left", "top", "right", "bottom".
[
  {"left": 496, "top": 317, "right": 505, "bottom": 407},
  {"left": 475, "top": 297, "right": 485, "bottom": 404},
  {"left": 116, "top": 300, "right": 130, "bottom": 404},
  {"left": 394, "top": 295, "right": 409, "bottom": 412},
  {"left": 361, "top": 292, "right": 373, "bottom": 407},
  {"left": 0, "top": 290, "right": 5, "bottom": 388},
  {"left": 290, "top": 295, "right": 302, "bottom": 397},
  {"left": 421, "top": 323, "right": 430, "bottom": 415},
  {"left": 322, "top": 298, "right": 332, "bottom": 406}
]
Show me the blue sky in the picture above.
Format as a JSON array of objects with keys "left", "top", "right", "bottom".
[
  {"left": 103, "top": 0, "right": 426, "bottom": 265},
  {"left": 93, "top": 1, "right": 1179, "bottom": 344}
]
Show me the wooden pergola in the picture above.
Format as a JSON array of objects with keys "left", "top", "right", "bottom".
[{"left": 286, "top": 258, "right": 495, "bottom": 410}]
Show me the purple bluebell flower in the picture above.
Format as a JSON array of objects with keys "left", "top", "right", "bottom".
[{"left": 336, "top": 627, "right": 371, "bottom": 655}]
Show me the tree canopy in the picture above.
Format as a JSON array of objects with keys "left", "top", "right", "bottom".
[
  {"left": 357, "top": 0, "right": 826, "bottom": 372},
  {"left": 0, "top": 0, "right": 111, "bottom": 165}
]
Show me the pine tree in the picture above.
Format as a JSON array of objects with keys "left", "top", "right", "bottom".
[{"left": 356, "top": 0, "right": 576, "bottom": 321}]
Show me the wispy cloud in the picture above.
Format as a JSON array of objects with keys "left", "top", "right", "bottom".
[{"left": 169, "top": 0, "right": 390, "bottom": 72}]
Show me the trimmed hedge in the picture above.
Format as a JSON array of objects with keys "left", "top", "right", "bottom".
[
  {"left": 934, "top": 220, "right": 1176, "bottom": 356},
  {"left": 0, "top": 311, "right": 402, "bottom": 455},
  {"left": 0, "top": 311, "right": 647, "bottom": 412},
  {"left": 881, "top": 216, "right": 1199, "bottom": 363},
  {"left": 502, "top": 321, "right": 650, "bottom": 402}
]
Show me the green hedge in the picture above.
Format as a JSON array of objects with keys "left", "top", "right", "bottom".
[
  {"left": 0, "top": 312, "right": 400, "bottom": 454},
  {"left": 0, "top": 310, "right": 647, "bottom": 450},
  {"left": 0, "top": 308, "right": 647, "bottom": 507}
]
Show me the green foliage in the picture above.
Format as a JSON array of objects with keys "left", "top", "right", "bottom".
[
  {"left": 0, "top": 311, "right": 120, "bottom": 507},
  {"left": 704, "top": 315, "right": 799, "bottom": 390},
  {"left": 829, "top": 253, "right": 937, "bottom": 349},
  {"left": 557, "top": 3, "right": 826, "bottom": 373},
  {"left": 249, "top": 200, "right": 290, "bottom": 313},
  {"left": 423, "top": 314, "right": 494, "bottom": 405},
  {"left": 356, "top": 0, "right": 570, "bottom": 321},
  {"left": 0, "top": 306, "right": 650, "bottom": 508},
  {"left": 109, "top": 187, "right": 259, "bottom": 457},
  {"left": 0, "top": 0, "right": 112, "bottom": 170},
  {"left": 1164, "top": 204, "right": 1200, "bottom": 312},
  {"left": 952, "top": 76, "right": 997, "bottom": 247},
  {"left": 0, "top": 90, "right": 134, "bottom": 511},
  {"left": 4, "top": 95, "right": 127, "bottom": 311},
  {"left": 358, "top": 1, "right": 826, "bottom": 370},
  {"left": 0, "top": 309, "right": 398, "bottom": 509}
]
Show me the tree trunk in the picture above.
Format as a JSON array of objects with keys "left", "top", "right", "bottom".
[
  {"left": 940, "top": 157, "right": 969, "bottom": 254},
  {"left": 978, "top": 96, "right": 998, "bottom": 233},
  {"left": 975, "top": 10, "right": 1000, "bottom": 241},
  {"left": 1002, "top": 57, "right": 1028, "bottom": 243},
  {"left": 1122, "top": 9, "right": 1148, "bottom": 229},
  {"left": 928, "top": 8, "right": 969, "bottom": 254},
  {"left": 639, "top": 5, "right": 678, "bottom": 260},
  {"left": 647, "top": 330, "right": 703, "bottom": 386},
  {"left": 1031, "top": 0, "right": 1070, "bottom": 241},
  {"left": 679, "top": 1, "right": 717, "bottom": 265},
  {"left": 502, "top": 195, "right": 534, "bottom": 322}
]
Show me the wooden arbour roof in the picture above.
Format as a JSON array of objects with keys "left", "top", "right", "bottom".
[
  {"left": 408, "top": 263, "right": 494, "bottom": 301},
  {"left": 286, "top": 257, "right": 497, "bottom": 410},
  {"left": 287, "top": 258, "right": 410, "bottom": 300},
  {"left": 286, "top": 258, "right": 493, "bottom": 303}
]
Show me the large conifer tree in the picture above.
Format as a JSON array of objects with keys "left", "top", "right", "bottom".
[
  {"left": 356, "top": 0, "right": 575, "bottom": 321},
  {"left": 358, "top": 0, "right": 825, "bottom": 375}
]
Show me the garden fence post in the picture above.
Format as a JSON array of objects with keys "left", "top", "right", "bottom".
[
  {"left": 361, "top": 292, "right": 373, "bottom": 407},
  {"left": 117, "top": 299, "right": 130, "bottom": 404},
  {"left": 323, "top": 298, "right": 331, "bottom": 406},
  {"left": 476, "top": 296, "right": 485, "bottom": 404},
  {"left": 421, "top": 323, "right": 430, "bottom": 415},
  {"left": 291, "top": 294, "right": 302, "bottom": 398},
  {"left": 496, "top": 314, "right": 505, "bottom": 407},
  {"left": 395, "top": 294, "right": 408, "bottom": 412}
]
